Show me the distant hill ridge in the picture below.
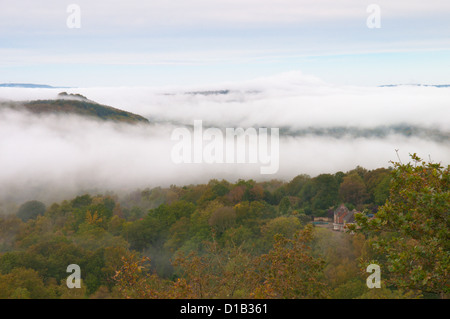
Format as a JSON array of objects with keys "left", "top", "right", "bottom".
[
  {"left": 0, "top": 83, "right": 69, "bottom": 88},
  {"left": 379, "top": 84, "right": 450, "bottom": 88},
  {"left": 0, "top": 92, "right": 150, "bottom": 125},
  {"left": 3, "top": 82, "right": 449, "bottom": 90}
]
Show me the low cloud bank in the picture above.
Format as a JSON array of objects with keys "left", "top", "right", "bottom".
[{"left": 0, "top": 71, "right": 449, "bottom": 205}]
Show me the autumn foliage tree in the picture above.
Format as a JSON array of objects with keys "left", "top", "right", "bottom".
[
  {"left": 339, "top": 173, "right": 369, "bottom": 207},
  {"left": 112, "top": 254, "right": 170, "bottom": 299},
  {"left": 251, "top": 224, "right": 328, "bottom": 298},
  {"left": 16, "top": 200, "right": 46, "bottom": 222},
  {"left": 349, "top": 154, "right": 449, "bottom": 298},
  {"left": 172, "top": 240, "right": 254, "bottom": 298}
]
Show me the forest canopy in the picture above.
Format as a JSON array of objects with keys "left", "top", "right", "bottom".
[{"left": 0, "top": 157, "right": 448, "bottom": 299}]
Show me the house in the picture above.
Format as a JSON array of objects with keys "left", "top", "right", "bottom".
[{"left": 333, "top": 204, "right": 357, "bottom": 232}]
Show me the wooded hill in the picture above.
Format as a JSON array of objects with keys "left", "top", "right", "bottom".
[{"left": 0, "top": 92, "right": 149, "bottom": 125}]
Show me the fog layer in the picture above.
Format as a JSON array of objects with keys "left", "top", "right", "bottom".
[{"left": 0, "top": 72, "right": 449, "bottom": 204}]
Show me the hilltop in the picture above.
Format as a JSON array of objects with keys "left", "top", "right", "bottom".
[
  {"left": 0, "top": 83, "right": 66, "bottom": 88},
  {"left": 0, "top": 92, "right": 150, "bottom": 124}
]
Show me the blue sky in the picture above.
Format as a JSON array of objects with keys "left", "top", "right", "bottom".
[{"left": 1, "top": 0, "right": 450, "bottom": 87}]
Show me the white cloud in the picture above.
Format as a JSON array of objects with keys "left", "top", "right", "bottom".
[
  {"left": 2, "top": 0, "right": 450, "bottom": 30},
  {"left": 0, "top": 72, "right": 449, "bottom": 204}
]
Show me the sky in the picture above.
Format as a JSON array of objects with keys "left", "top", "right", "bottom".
[{"left": 1, "top": 0, "right": 450, "bottom": 87}]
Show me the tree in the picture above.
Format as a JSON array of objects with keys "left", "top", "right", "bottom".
[
  {"left": 164, "top": 217, "right": 191, "bottom": 252},
  {"left": 126, "top": 200, "right": 196, "bottom": 251},
  {"left": 259, "top": 216, "right": 302, "bottom": 253},
  {"left": 173, "top": 241, "right": 254, "bottom": 298},
  {"left": 227, "top": 185, "right": 245, "bottom": 204},
  {"left": 251, "top": 224, "right": 328, "bottom": 298},
  {"left": 364, "top": 168, "right": 391, "bottom": 205},
  {"left": 112, "top": 254, "right": 169, "bottom": 299},
  {"left": 58, "top": 279, "right": 88, "bottom": 299},
  {"left": 278, "top": 197, "right": 291, "bottom": 215},
  {"left": 0, "top": 216, "right": 23, "bottom": 252},
  {"left": 71, "top": 194, "right": 92, "bottom": 208},
  {"left": 16, "top": 200, "right": 46, "bottom": 222},
  {"left": 172, "top": 248, "right": 220, "bottom": 298},
  {"left": 208, "top": 206, "right": 236, "bottom": 234},
  {"left": 261, "top": 216, "right": 302, "bottom": 248},
  {"left": 285, "top": 174, "right": 310, "bottom": 196},
  {"left": 0, "top": 268, "right": 54, "bottom": 299},
  {"left": 334, "top": 171, "right": 345, "bottom": 186},
  {"left": 310, "top": 174, "right": 339, "bottom": 213},
  {"left": 349, "top": 154, "right": 449, "bottom": 298},
  {"left": 338, "top": 173, "right": 369, "bottom": 207},
  {"left": 331, "top": 279, "right": 366, "bottom": 299},
  {"left": 372, "top": 174, "right": 391, "bottom": 206}
]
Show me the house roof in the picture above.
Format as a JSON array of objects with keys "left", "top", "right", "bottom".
[{"left": 334, "top": 204, "right": 357, "bottom": 224}]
